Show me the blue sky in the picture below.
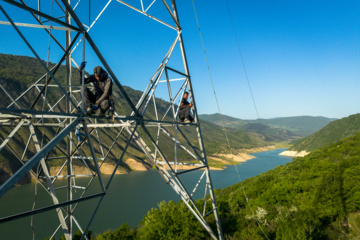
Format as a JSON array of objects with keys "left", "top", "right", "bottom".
[{"left": 1, "top": 0, "right": 360, "bottom": 119}]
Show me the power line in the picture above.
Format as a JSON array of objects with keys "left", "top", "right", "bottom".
[
  {"left": 190, "top": 0, "right": 231, "bottom": 149},
  {"left": 190, "top": 0, "right": 269, "bottom": 239},
  {"left": 224, "top": 0, "right": 261, "bottom": 121}
]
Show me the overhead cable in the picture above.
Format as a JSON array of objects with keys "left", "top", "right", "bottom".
[{"left": 190, "top": 0, "right": 269, "bottom": 239}]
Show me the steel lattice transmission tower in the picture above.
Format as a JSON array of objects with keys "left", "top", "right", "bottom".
[{"left": 0, "top": 0, "right": 224, "bottom": 239}]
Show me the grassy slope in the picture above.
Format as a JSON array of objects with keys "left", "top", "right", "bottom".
[
  {"left": 291, "top": 113, "right": 360, "bottom": 152},
  {"left": 97, "top": 130, "right": 360, "bottom": 239}
]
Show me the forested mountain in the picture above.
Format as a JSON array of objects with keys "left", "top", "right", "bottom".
[
  {"left": 0, "top": 54, "right": 271, "bottom": 155},
  {"left": 0, "top": 53, "right": 274, "bottom": 183},
  {"left": 199, "top": 113, "right": 247, "bottom": 128},
  {"left": 200, "top": 113, "right": 334, "bottom": 138},
  {"left": 241, "top": 122, "right": 302, "bottom": 142},
  {"left": 199, "top": 114, "right": 302, "bottom": 141},
  {"left": 290, "top": 113, "right": 360, "bottom": 152},
  {"left": 250, "top": 116, "right": 336, "bottom": 136},
  {"left": 95, "top": 130, "right": 360, "bottom": 239}
]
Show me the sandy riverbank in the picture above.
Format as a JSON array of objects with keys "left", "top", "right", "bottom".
[
  {"left": 41, "top": 152, "right": 257, "bottom": 178},
  {"left": 124, "top": 151, "right": 259, "bottom": 172},
  {"left": 209, "top": 153, "right": 255, "bottom": 163},
  {"left": 279, "top": 150, "right": 309, "bottom": 157},
  {"left": 2, "top": 146, "right": 285, "bottom": 187},
  {"left": 2, "top": 146, "right": 281, "bottom": 186},
  {"left": 242, "top": 145, "right": 278, "bottom": 153},
  {"left": 158, "top": 152, "right": 256, "bottom": 171},
  {"left": 48, "top": 162, "right": 128, "bottom": 176},
  {"left": 161, "top": 164, "right": 223, "bottom": 171},
  {"left": 123, "top": 158, "right": 151, "bottom": 171}
]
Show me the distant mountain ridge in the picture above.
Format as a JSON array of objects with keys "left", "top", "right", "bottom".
[
  {"left": 199, "top": 113, "right": 336, "bottom": 137},
  {"left": 242, "top": 122, "right": 301, "bottom": 142},
  {"left": 251, "top": 116, "right": 337, "bottom": 136},
  {"left": 199, "top": 113, "right": 247, "bottom": 128},
  {"left": 289, "top": 113, "right": 360, "bottom": 152}
]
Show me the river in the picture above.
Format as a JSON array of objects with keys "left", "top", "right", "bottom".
[{"left": 0, "top": 148, "right": 292, "bottom": 239}]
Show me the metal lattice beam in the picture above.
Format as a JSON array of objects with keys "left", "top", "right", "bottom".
[{"left": 0, "top": 0, "right": 224, "bottom": 239}]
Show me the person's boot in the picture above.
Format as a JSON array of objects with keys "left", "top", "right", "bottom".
[{"left": 184, "top": 118, "right": 191, "bottom": 123}]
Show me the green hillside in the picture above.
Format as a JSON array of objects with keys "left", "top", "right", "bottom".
[
  {"left": 199, "top": 114, "right": 301, "bottom": 141},
  {"left": 0, "top": 54, "right": 268, "bottom": 155},
  {"left": 200, "top": 114, "right": 335, "bottom": 137},
  {"left": 291, "top": 113, "right": 360, "bottom": 152},
  {"left": 199, "top": 113, "right": 247, "bottom": 128},
  {"left": 253, "top": 116, "right": 337, "bottom": 136},
  {"left": 241, "top": 123, "right": 302, "bottom": 142},
  {"left": 96, "top": 130, "right": 360, "bottom": 239},
  {"left": 0, "top": 54, "right": 270, "bottom": 183}
]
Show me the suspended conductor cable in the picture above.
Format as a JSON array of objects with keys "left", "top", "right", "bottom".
[
  {"left": 190, "top": 0, "right": 231, "bottom": 149},
  {"left": 223, "top": 0, "right": 260, "bottom": 121},
  {"left": 222, "top": 3, "right": 294, "bottom": 234},
  {"left": 190, "top": 1, "right": 269, "bottom": 239}
]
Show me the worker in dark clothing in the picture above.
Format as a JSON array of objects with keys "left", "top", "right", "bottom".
[
  {"left": 179, "top": 91, "right": 194, "bottom": 123},
  {"left": 79, "top": 63, "right": 113, "bottom": 116}
]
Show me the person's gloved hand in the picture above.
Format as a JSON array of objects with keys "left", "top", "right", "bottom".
[
  {"left": 92, "top": 105, "right": 99, "bottom": 110},
  {"left": 79, "top": 61, "right": 86, "bottom": 71}
]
